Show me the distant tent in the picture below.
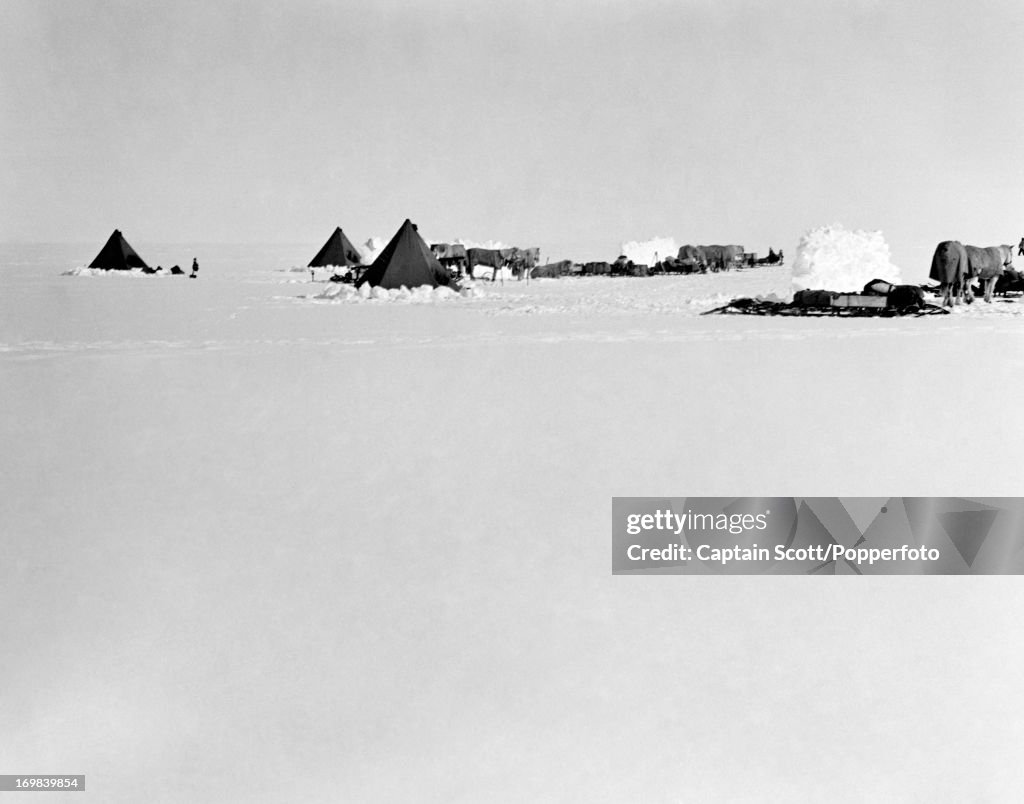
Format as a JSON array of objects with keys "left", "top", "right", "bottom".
[
  {"left": 356, "top": 219, "right": 452, "bottom": 289},
  {"left": 88, "top": 229, "right": 149, "bottom": 271},
  {"left": 309, "top": 226, "right": 363, "bottom": 268}
]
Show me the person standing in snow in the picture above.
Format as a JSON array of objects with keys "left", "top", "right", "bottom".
[{"left": 190, "top": 257, "right": 199, "bottom": 279}]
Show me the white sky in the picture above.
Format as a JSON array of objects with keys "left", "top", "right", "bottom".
[{"left": 3, "top": 0, "right": 1023, "bottom": 267}]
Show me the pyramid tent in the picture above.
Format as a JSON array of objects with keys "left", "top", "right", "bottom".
[
  {"left": 88, "top": 229, "right": 149, "bottom": 271},
  {"left": 308, "top": 226, "right": 363, "bottom": 268},
  {"left": 356, "top": 219, "right": 452, "bottom": 289}
]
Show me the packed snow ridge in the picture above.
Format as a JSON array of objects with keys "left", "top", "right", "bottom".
[{"left": 792, "top": 224, "right": 902, "bottom": 292}]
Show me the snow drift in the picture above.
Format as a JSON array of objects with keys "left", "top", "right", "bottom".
[
  {"left": 63, "top": 267, "right": 179, "bottom": 278},
  {"left": 792, "top": 224, "right": 902, "bottom": 292},
  {"left": 311, "top": 282, "right": 485, "bottom": 303}
]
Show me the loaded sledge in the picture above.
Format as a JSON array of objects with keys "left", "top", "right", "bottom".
[{"left": 703, "top": 279, "right": 948, "bottom": 317}]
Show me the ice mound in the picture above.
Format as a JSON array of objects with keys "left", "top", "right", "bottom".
[
  {"left": 311, "top": 283, "right": 480, "bottom": 303},
  {"left": 620, "top": 237, "right": 678, "bottom": 267},
  {"left": 792, "top": 224, "right": 902, "bottom": 292}
]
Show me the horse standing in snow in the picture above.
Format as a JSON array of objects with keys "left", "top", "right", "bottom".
[
  {"left": 965, "top": 244, "right": 1014, "bottom": 303},
  {"left": 929, "top": 240, "right": 972, "bottom": 307}
]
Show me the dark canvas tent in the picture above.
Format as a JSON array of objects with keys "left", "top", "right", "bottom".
[
  {"left": 88, "top": 229, "right": 149, "bottom": 271},
  {"left": 309, "top": 226, "right": 363, "bottom": 268},
  {"left": 356, "top": 219, "right": 452, "bottom": 289}
]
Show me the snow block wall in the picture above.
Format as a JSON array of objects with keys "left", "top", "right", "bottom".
[
  {"left": 792, "top": 224, "right": 902, "bottom": 291},
  {"left": 358, "top": 237, "right": 387, "bottom": 264},
  {"left": 620, "top": 237, "right": 678, "bottom": 267}
]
